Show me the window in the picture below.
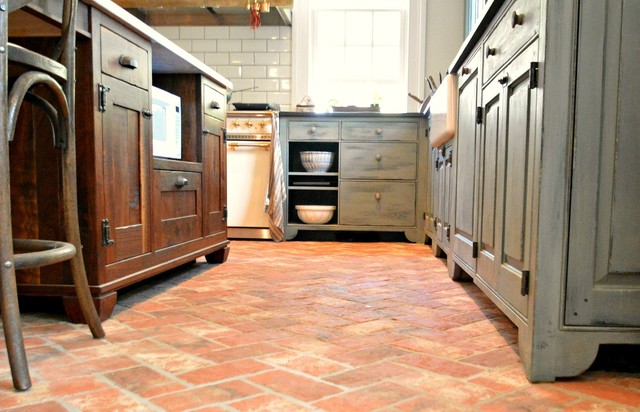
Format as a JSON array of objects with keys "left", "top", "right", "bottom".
[{"left": 307, "top": 0, "right": 410, "bottom": 112}]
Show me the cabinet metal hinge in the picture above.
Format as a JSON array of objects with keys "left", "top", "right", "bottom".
[
  {"left": 472, "top": 241, "right": 478, "bottom": 258},
  {"left": 475, "top": 107, "right": 483, "bottom": 124},
  {"left": 101, "top": 219, "right": 115, "bottom": 246},
  {"left": 223, "top": 206, "right": 228, "bottom": 220},
  {"left": 422, "top": 212, "right": 427, "bottom": 220},
  {"left": 529, "top": 62, "right": 539, "bottom": 89},
  {"left": 445, "top": 225, "right": 451, "bottom": 241},
  {"left": 222, "top": 127, "right": 228, "bottom": 143},
  {"left": 425, "top": 128, "right": 429, "bottom": 138},
  {"left": 521, "top": 270, "right": 530, "bottom": 296},
  {"left": 98, "top": 83, "right": 110, "bottom": 113}
]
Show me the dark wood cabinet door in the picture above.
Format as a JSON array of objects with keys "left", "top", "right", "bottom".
[
  {"left": 203, "top": 114, "right": 226, "bottom": 236},
  {"left": 101, "top": 75, "right": 151, "bottom": 264}
]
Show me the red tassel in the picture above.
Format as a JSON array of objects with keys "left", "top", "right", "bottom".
[{"left": 250, "top": 7, "right": 261, "bottom": 29}]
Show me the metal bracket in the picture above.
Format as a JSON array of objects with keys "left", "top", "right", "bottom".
[
  {"left": 472, "top": 241, "right": 479, "bottom": 258},
  {"left": 223, "top": 206, "right": 228, "bottom": 221},
  {"left": 475, "top": 107, "right": 483, "bottom": 125},
  {"left": 529, "top": 62, "right": 539, "bottom": 89},
  {"left": 98, "top": 83, "right": 110, "bottom": 113},
  {"left": 521, "top": 270, "right": 530, "bottom": 296},
  {"left": 102, "top": 219, "right": 115, "bottom": 246}
]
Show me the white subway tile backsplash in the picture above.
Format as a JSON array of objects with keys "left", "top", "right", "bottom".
[
  {"left": 192, "top": 40, "right": 217, "bottom": 53},
  {"left": 230, "top": 53, "right": 255, "bottom": 65},
  {"left": 267, "top": 66, "right": 291, "bottom": 79},
  {"left": 205, "top": 27, "right": 230, "bottom": 40},
  {"left": 267, "top": 92, "right": 292, "bottom": 105},
  {"left": 190, "top": 52, "right": 205, "bottom": 62},
  {"left": 155, "top": 26, "right": 180, "bottom": 39},
  {"left": 279, "top": 52, "right": 292, "bottom": 65},
  {"left": 180, "top": 26, "right": 205, "bottom": 39},
  {"left": 255, "top": 53, "right": 280, "bottom": 66},
  {"left": 279, "top": 26, "right": 292, "bottom": 40},
  {"left": 216, "top": 65, "right": 243, "bottom": 79},
  {"left": 172, "top": 40, "right": 193, "bottom": 52},
  {"left": 205, "top": 53, "right": 230, "bottom": 65},
  {"left": 230, "top": 27, "right": 255, "bottom": 40},
  {"left": 242, "top": 91, "right": 268, "bottom": 102},
  {"left": 242, "top": 66, "right": 267, "bottom": 78},
  {"left": 280, "top": 79, "right": 291, "bottom": 91},
  {"left": 255, "top": 79, "right": 280, "bottom": 92},
  {"left": 267, "top": 39, "right": 291, "bottom": 52},
  {"left": 254, "top": 27, "right": 280, "bottom": 40},
  {"left": 229, "top": 78, "right": 255, "bottom": 92},
  {"left": 217, "top": 40, "right": 242, "bottom": 52},
  {"left": 242, "top": 39, "right": 267, "bottom": 53}
]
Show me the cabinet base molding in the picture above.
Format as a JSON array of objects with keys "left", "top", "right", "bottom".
[
  {"left": 63, "top": 292, "right": 118, "bottom": 323},
  {"left": 205, "top": 245, "right": 230, "bottom": 264}
]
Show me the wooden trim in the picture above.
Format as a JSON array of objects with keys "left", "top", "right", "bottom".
[{"left": 113, "top": 0, "right": 292, "bottom": 7}]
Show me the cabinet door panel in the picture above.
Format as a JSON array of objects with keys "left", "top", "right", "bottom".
[
  {"left": 102, "top": 76, "right": 151, "bottom": 264},
  {"left": 477, "top": 87, "right": 500, "bottom": 286},
  {"left": 340, "top": 181, "right": 415, "bottom": 226},
  {"left": 452, "top": 51, "right": 481, "bottom": 268},
  {"left": 566, "top": 0, "right": 640, "bottom": 326},
  {"left": 203, "top": 115, "right": 226, "bottom": 236},
  {"left": 340, "top": 142, "right": 417, "bottom": 180},
  {"left": 154, "top": 171, "right": 202, "bottom": 249}
]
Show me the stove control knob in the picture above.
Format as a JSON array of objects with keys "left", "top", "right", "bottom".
[
  {"left": 233, "top": 121, "right": 241, "bottom": 128},
  {"left": 259, "top": 120, "right": 267, "bottom": 128},
  {"left": 246, "top": 120, "right": 254, "bottom": 128}
]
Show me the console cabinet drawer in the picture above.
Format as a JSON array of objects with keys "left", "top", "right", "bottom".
[
  {"left": 341, "top": 142, "right": 417, "bottom": 180},
  {"left": 100, "top": 26, "right": 150, "bottom": 90},
  {"left": 154, "top": 170, "right": 202, "bottom": 249},
  {"left": 342, "top": 121, "right": 418, "bottom": 141},
  {"left": 203, "top": 83, "right": 226, "bottom": 121},
  {"left": 340, "top": 181, "right": 416, "bottom": 226},
  {"left": 289, "top": 121, "right": 339, "bottom": 140}
]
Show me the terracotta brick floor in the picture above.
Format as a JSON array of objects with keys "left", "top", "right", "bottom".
[{"left": 1, "top": 240, "right": 639, "bottom": 411}]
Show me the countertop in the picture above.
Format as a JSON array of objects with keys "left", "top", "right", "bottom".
[{"left": 280, "top": 112, "right": 425, "bottom": 118}]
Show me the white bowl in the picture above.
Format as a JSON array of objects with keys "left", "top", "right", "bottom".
[
  {"left": 300, "top": 151, "right": 334, "bottom": 173},
  {"left": 295, "top": 205, "right": 336, "bottom": 224}
]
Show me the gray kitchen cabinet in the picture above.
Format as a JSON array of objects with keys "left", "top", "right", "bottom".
[
  {"left": 424, "top": 142, "right": 452, "bottom": 258},
  {"left": 433, "top": 0, "right": 640, "bottom": 381},
  {"left": 280, "top": 113, "right": 426, "bottom": 242},
  {"left": 449, "top": 48, "right": 482, "bottom": 279}
]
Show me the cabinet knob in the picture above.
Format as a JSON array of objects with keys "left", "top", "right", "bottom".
[
  {"left": 118, "top": 55, "right": 138, "bottom": 69},
  {"left": 375, "top": 154, "right": 382, "bottom": 161},
  {"left": 175, "top": 177, "right": 189, "bottom": 188},
  {"left": 486, "top": 47, "right": 496, "bottom": 58},
  {"left": 498, "top": 75, "right": 509, "bottom": 86},
  {"left": 142, "top": 109, "right": 152, "bottom": 118},
  {"left": 375, "top": 128, "right": 383, "bottom": 135},
  {"left": 309, "top": 126, "right": 317, "bottom": 134},
  {"left": 511, "top": 11, "right": 525, "bottom": 28},
  {"left": 375, "top": 193, "right": 381, "bottom": 201},
  {"left": 211, "top": 101, "right": 221, "bottom": 110},
  {"left": 461, "top": 67, "right": 471, "bottom": 76}
]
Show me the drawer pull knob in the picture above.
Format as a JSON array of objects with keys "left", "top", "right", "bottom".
[
  {"left": 486, "top": 47, "right": 496, "bottom": 58},
  {"left": 461, "top": 67, "right": 471, "bottom": 75},
  {"left": 375, "top": 193, "right": 381, "bottom": 201},
  {"left": 309, "top": 126, "right": 317, "bottom": 134},
  {"left": 142, "top": 109, "right": 152, "bottom": 118},
  {"left": 375, "top": 154, "right": 382, "bottom": 161},
  {"left": 375, "top": 128, "right": 383, "bottom": 134},
  {"left": 511, "top": 11, "right": 525, "bottom": 28},
  {"left": 118, "top": 55, "right": 138, "bottom": 69},
  {"left": 498, "top": 75, "right": 509, "bottom": 86},
  {"left": 211, "top": 101, "right": 221, "bottom": 109},
  {"left": 175, "top": 177, "right": 189, "bottom": 188}
]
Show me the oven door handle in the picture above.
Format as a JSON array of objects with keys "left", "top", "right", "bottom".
[{"left": 228, "top": 141, "right": 271, "bottom": 151}]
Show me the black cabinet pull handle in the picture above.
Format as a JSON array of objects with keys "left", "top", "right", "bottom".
[
  {"left": 511, "top": 11, "right": 525, "bottom": 28},
  {"left": 486, "top": 47, "right": 496, "bottom": 58},
  {"left": 119, "top": 55, "right": 138, "bottom": 69},
  {"left": 211, "top": 101, "right": 221, "bottom": 110},
  {"left": 142, "top": 109, "right": 152, "bottom": 118}
]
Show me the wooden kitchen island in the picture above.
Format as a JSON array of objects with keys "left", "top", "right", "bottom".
[{"left": 7, "top": 0, "right": 231, "bottom": 321}]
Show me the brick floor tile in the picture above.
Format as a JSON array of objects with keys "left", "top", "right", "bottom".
[
  {"left": 325, "top": 361, "right": 415, "bottom": 387},
  {"left": 461, "top": 346, "right": 521, "bottom": 368},
  {"left": 215, "top": 329, "right": 294, "bottom": 346},
  {"left": 104, "top": 365, "right": 187, "bottom": 398},
  {"left": 562, "top": 400, "right": 639, "bottom": 411},
  {"left": 328, "top": 345, "right": 410, "bottom": 367},
  {"left": 200, "top": 342, "right": 284, "bottom": 363},
  {"left": 478, "top": 386, "right": 577, "bottom": 411},
  {"left": 552, "top": 380, "right": 640, "bottom": 408},
  {"left": 391, "top": 337, "right": 478, "bottom": 360},
  {"left": 395, "top": 395, "right": 470, "bottom": 412},
  {"left": 397, "top": 353, "right": 485, "bottom": 378},
  {"left": 248, "top": 370, "right": 341, "bottom": 402},
  {"left": 340, "top": 319, "right": 404, "bottom": 335},
  {"left": 314, "top": 382, "right": 419, "bottom": 411},
  {"left": 66, "top": 388, "right": 152, "bottom": 411},
  {"left": 151, "top": 381, "right": 260, "bottom": 410},
  {"left": 179, "top": 359, "right": 271, "bottom": 384},
  {"left": 4, "top": 401, "right": 68, "bottom": 412},
  {"left": 230, "top": 394, "right": 314, "bottom": 411},
  {"left": 264, "top": 354, "right": 347, "bottom": 376}
]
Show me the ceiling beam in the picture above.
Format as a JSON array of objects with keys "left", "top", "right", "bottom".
[
  {"left": 127, "top": 7, "right": 291, "bottom": 26},
  {"left": 113, "top": 0, "right": 292, "bottom": 8}
]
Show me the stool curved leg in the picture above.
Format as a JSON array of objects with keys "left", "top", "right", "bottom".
[{"left": 0, "top": 98, "right": 32, "bottom": 391}]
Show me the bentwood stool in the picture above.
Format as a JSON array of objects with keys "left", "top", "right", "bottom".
[{"left": 1, "top": 0, "right": 105, "bottom": 391}]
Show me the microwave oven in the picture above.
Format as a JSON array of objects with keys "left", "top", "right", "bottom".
[{"left": 152, "top": 86, "right": 182, "bottom": 159}]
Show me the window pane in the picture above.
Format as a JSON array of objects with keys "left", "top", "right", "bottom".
[
  {"left": 317, "top": 11, "right": 345, "bottom": 46},
  {"left": 372, "top": 46, "right": 400, "bottom": 79},
  {"left": 345, "top": 46, "right": 372, "bottom": 78},
  {"left": 373, "top": 11, "right": 401, "bottom": 46},
  {"left": 345, "top": 12, "right": 373, "bottom": 46},
  {"left": 316, "top": 46, "right": 345, "bottom": 79}
]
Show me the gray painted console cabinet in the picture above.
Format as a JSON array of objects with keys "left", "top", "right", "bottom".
[
  {"left": 280, "top": 113, "right": 427, "bottom": 242},
  {"left": 427, "top": 0, "right": 640, "bottom": 381}
]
